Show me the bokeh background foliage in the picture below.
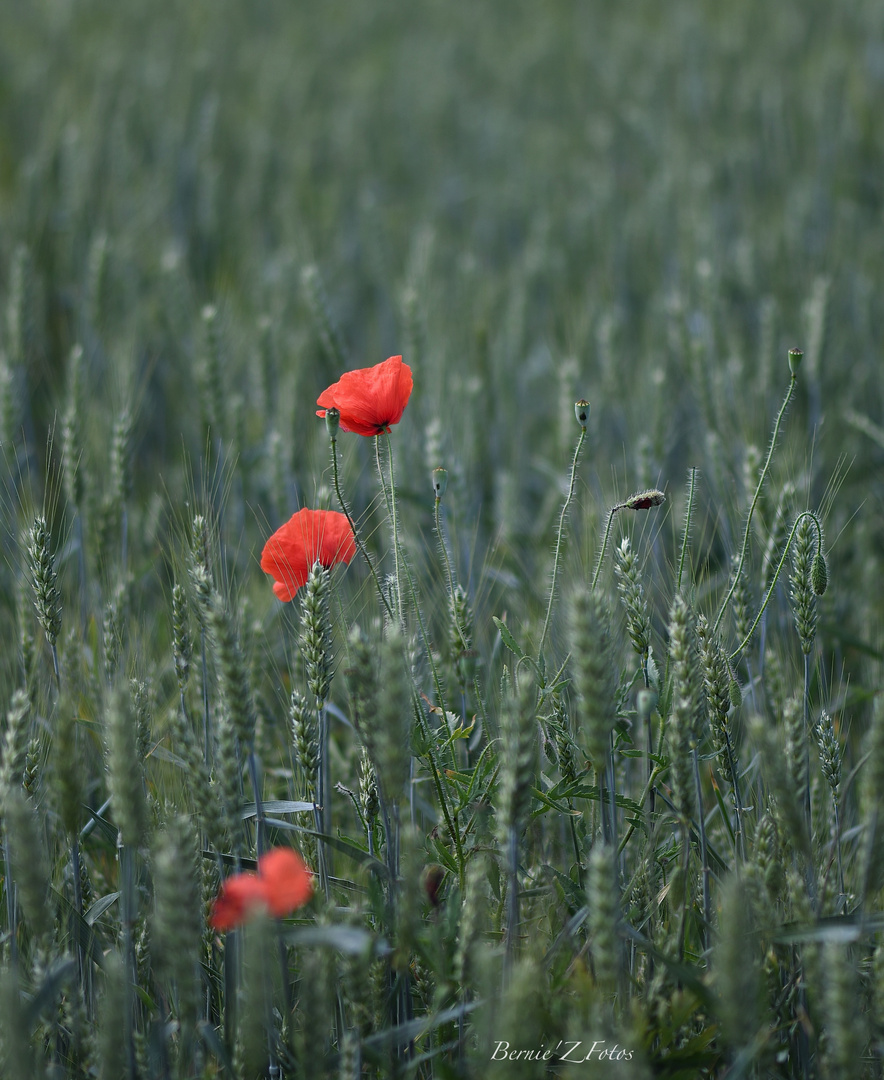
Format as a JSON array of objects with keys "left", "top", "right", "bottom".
[{"left": 1, "top": 0, "right": 884, "bottom": 1076}]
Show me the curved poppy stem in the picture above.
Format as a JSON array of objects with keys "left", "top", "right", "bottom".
[
  {"left": 727, "top": 509, "right": 823, "bottom": 662},
  {"left": 328, "top": 434, "right": 395, "bottom": 623}
]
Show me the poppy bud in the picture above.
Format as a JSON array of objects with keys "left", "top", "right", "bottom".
[
  {"left": 575, "top": 399, "right": 590, "bottom": 429},
  {"left": 811, "top": 551, "right": 828, "bottom": 596},
  {"left": 621, "top": 489, "right": 666, "bottom": 511},
  {"left": 432, "top": 467, "right": 448, "bottom": 500},
  {"left": 788, "top": 348, "right": 803, "bottom": 376},
  {"left": 423, "top": 864, "right": 445, "bottom": 908},
  {"left": 728, "top": 679, "right": 742, "bottom": 711},
  {"left": 324, "top": 406, "right": 341, "bottom": 439}
]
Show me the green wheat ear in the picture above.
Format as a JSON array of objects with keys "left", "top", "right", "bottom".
[
  {"left": 587, "top": 842, "right": 621, "bottom": 1000},
  {"left": 4, "top": 787, "right": 52, "bottom": 941},
  {"left": 715, "top": 874, "right": 763, "bottom": 1052},
  {"left": 27, "top": 515, "right": 62, "bottom": 651},
  {"left": 791, "top": 514, "right": 817, "bottom": 655},
  {"left": 614, "top": 535, "right": 651, "bottom": 666},
  {"left": 104, "top": 684, "right": 148, "bottom": 848},
  {"left": 569, "top": 586, "right": 615, "bottom": 774},
  {"left": 301, "top": 562, "right": 334, "bottom": 706},
  {"left": 151, "top": 815, "right": 202, "bottom": 1025}
]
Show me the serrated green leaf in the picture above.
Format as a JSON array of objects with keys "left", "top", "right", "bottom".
[{"left": 493, "top": 616, "right": 524, "bottom": 659}]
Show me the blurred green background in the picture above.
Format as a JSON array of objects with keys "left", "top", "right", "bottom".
[{"left": 1, "top": 0, "right": 882, "bottom": 695}]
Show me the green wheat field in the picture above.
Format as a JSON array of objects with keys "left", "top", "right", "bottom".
[{"left": 2, "top": 1, "right": 884, "bottom": 1077}]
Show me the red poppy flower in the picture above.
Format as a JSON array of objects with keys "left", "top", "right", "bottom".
[
  {"left": 316, "top": 354, "right": 413, "bottom": 436},
  {"left": 261, "top": 508, "right": 357, "bottom": 601},
  {"left": 258, "top": 847, "right": 315, "bottom": 917},
  {"left": 210, "top": 847, "right": 314, "bottom": 931}
]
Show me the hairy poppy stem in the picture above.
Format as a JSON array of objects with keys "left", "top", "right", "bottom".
[
  {"left": 728, "top": 510, "right": 824, "bottom": 662},
  {"left": 590, "top": 507, "right": 620, "bottom": 591},
  {"left": 433, "top": 495, "right": 456, "bottom": 608},
  {"left": 538, "top": 424, "right": 586, "bottom": 659},
  {"left": 676, "top": 467, "right": 697, "bottom": 595}
]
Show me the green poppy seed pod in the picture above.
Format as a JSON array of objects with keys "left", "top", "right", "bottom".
[
  {"left": 324, "top": 405, "right": 340, "bottom": 438},
  {"left": 788, "top": 348, "right": 803, "bottom": 375},
  {"left": 432, "top": 467, "right": 448, "bottom": 499},
  {"left": 811, "top": 551, "right": 828, "bottom": 596},
  {"left": 574, "top": 399, "right": 590, "bottom": 428}
]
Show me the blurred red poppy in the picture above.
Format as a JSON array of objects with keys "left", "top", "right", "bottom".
[
  {"left": 210, "top": 847, "right": 314, "bottom": 930},
  {"left": 316, "top": 354, "right": 413, "bottom": 436},
  {"left": 261, "top": 508, "right": 357, "bottom": 601}
]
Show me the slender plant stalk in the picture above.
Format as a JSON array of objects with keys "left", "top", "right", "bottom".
[
  {"left": 120, "top": 841, "right": 138, "bottom": 1080},
  {"left": 723, "top": 728, "right": 746, "bottom": 861},
  {"left": 328, "top": 432, "right": 395, "bottom": 624},
  {"left": 676, "top": 467, "right": 697, "bottom": 595},
  {"left": 691, "top": 745, "right": 711, "bottom": 953},
  {"left": 3, "top": 835, "right": 17, "bottom": 966},
  {"left": 538, "top": 424, "right": 586, "bottom": 658},
  {"left": 376, "top": 434, "right": 405, "bottom": 627},
  {"left": 246, "top": 750, "right": 266, "bottom": 859},
  {"left": 504, "top": 825, "right": 520, "bottom": 975},
  {"left": 713, "top": 371, "right": 797, "bottom": 635},
  {"left": 200, "top": 626, "right": 211, "bottom": 770},
  {"left": 375, "top": 437, "right": 466, "bottom": 885},
  {"left": 590, "top": 507, "right": 619, "bottom": 591},
  {"left": 728, "top": 511, "right": 823, "bottom": 662},
  {"left": 434, "top": 491, "right": 456, "bottom": 604},
  {"left": 315, "top": 705, "right": 331, "bottom": 898}
]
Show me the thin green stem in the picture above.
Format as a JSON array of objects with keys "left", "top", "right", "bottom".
[
  {"left": 376, "top": 434, "right": 405, "bottom": 627},
  {"left": 246, "top": 749, "right": 266, "bottom": 859},
  {"left": 728, "top": 510, "right": 823, "bottom": 662},
  {"left": 315, "top": 699, "right": 333, "bottom": 897},
  {"left": 3, "top": 835, "right": 17, "bottom": 966},
  {"left": 411, "top": 686, "right": 465, "bottom": 894},
  {"left": 328, "top": 434, "right": 395, "bottom": 624},
  {"left": 504, "top": 826, "right": 520, "bottom": 976},
  {"left": 833, "top": 803, "right": 845, "bottom": 898},
  {"left": 803, "top": 654, "right": 812, "bottom": 830},
  {"left": 358, "top": 437, "right": 463, "bottom": 887},
  {"left": 617, "top": 764, "right": 664, "bottom": 858},
  {"left": 713, "top": 373, "right": 796, "bottom": 635},
  {"left": 691, "top": 745, "right": 710, "bottom": 954},
  {"left": 676, "top": 467, "right": 697, "bottom": 596},
  {"left": 538, "top": 425, "right": 586, "bottom": 658},
  {"left": 590, "top": 507, "right": 620, "bottom": 592},
  {"left": 434, "top": 497, "right": 456, "bottom": 603},
  {"left": 723, "top": 728, "right": 746, "bottom": 862},
  {"left": 120, "top": 842, "right": 138, "bottom": 1080}
]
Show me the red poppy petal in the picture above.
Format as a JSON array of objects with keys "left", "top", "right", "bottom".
[
  {"left": 272, "top": 579, "right": 296, "bottom": 602},
  {"left": 209, "top": 875, "right": 269, "bottom": 930},
  {"left": 316, "top": 513, "right": 357, "bottom": 567},
  {"left": 316, "top": 356, "right": 413, "bottom": 437},
  {"left": 261, "top": 510, "right": 356, "bottom": 601},
  {"left": 257, "top": 848, "right": 314, "bottom": 916}
]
